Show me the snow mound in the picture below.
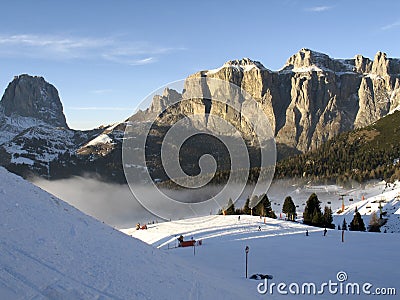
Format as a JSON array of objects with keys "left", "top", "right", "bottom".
[
  {"left": 85, "top": 133, "right": 114, "bottom": 147},
  {"left": 0, "top": 167, "right": 240, "bottom": 299}
]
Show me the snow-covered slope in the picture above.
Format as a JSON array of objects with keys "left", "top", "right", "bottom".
[
  {"left": 0, "top": 115, "right": 48, "bottom": 145},
  {"left": 0, "top": 167, "right": 243, "bottom": 299},
  {"left": 124, "top": 215, "right": 400, "bottom": 299},
  {"left": 122, "top": 215, "right": 314, "bottom": 249},
  {"left": 335, "top": 181, "right": 400, "bottom": 233},
  {"left": 123, "top": 216, "right": 400, "bottom": 299},
  {"left": 76, "top": 122, "right": 125, "bottom": 158}
]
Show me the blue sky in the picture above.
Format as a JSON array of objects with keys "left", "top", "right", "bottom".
[{"left": 0, "top": 0, "right": 399, "bottom": 129}]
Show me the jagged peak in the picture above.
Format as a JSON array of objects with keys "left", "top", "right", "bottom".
[
  {"left": 223, "top": 58, "right": 266, "bottom": 69},
  {"left": 284, "top": 48, "right": 331, "bottom": 69},
  {"left": 206, "top": 58, "right": 268, "bottom": 75},
  {"left": 297, "top": 48, "right": 329, "bottom": 58},
  {"left": 161, "top": 87, "right": 181, "bottom": 98},
  {"left": 0, "top": 74, "right": 68, "bottom": 128},
  {"left": 374, "top": 51, "right": 387, "bottom": 60},
  {"left": 354, "top": 54, "right": 368, "bottom": 60},
  {"left": 281, "top": 48, "right": 357, "bottom": 73},
  {"left": 372, "top": 51, "right": 390, "bottom": 76}
]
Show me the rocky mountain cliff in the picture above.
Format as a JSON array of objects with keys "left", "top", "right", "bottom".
[
  {"left": 0, "top": 75, "right": 68, "bottom": 128},
  {"left": 1, "top": 49, "right": 400, "bottom": 182},
  {"left": 0, "top": 75, "right": 102, "bottom": 179},
  {"left": 147, "top": 49, "right": 400, "bottom": 152}
]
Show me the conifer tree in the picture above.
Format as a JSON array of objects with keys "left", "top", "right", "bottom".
[
  {"left": 323, "top": 206, "right": 334, "bottom": 228},
  {"left": 226, "top": 198, "right": 235, "bottom": 215},
  {"left": 250, "top": 195, "right": 259, "bottom": 215},
  {"left": 243, "top": 197, "right": 251, "bottom": 215},
  {"left": 349, "top": 208, "right": 366, "bottom": 231},
  {"left": 303, "top": 193, "right": 322, "bottom": 226},
  {"left": 261, "top": 194, "right": 276, "bottom": 219},
  {"left": 282, "top": 196, "right": 296, "bottom": 221},
  {"left": 312, "top": 209, "right": 323, "bottom": 225}
]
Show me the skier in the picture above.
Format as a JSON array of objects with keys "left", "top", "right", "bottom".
[
  {"left": 258, "top": 225, "right": 262, "bottom": 231},
  {"left": 306, "top": 229, "right": 309, "bottom": 236},
  {"left": 238, "top": 216, "right": 240, "bottom": 221},
  {"left": 323, "top": 228, "right": 327, "bottom": 236},
  {"left": 177, "top": 235, "right": 184, "bottom": 246},
  {"left": 177, "top": 235, "right": 184, "bottom": 243}
]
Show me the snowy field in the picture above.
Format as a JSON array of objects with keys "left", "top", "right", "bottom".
[
  {"left": 125, "top": 215, "right": 400, "bottom": 299},
  {"left": 2, "top": 165, "right": 400, "bottom": 299}
]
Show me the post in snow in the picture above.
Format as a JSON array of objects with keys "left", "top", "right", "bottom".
[{"left": 245, "top": 245, "right": 249, "bottom": 278}]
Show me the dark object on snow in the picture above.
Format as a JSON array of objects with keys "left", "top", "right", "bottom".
[
  {"left": 177, "top": 235, "right": 196, "bottom": 247},
  {"left": 249, "top": 274, "right": 273, "bottom": 280},
  {"left": 324, "top": 228, "right": 327, "bottom": 236},
  {"left": 179, "top": 240, "right": 196, "bottom": 247},
  {"left": 177, "top": 235, "right": 184, "bottom": 243},
  {"left": 306, "top": 229, "right": 309, "bottom": 236}
]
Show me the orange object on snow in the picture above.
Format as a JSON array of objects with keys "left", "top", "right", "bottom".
[{"left": 179, "top": 240, "right": 196, "bottom": 247}]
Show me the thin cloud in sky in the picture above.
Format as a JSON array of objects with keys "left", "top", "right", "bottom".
[
  {"left": 306, "top": 6, "right": 333, "bottom": 12},
  {"left": 0, "top": 33, "right": 184, "bottom": 65},
  {"left": 101, "top": 54, "right": 156, "bottom": 66},
  {"left": 381, "top": 21, "right": 400, "bottom": 31}
]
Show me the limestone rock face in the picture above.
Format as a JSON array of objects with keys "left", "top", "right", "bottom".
[
  {"left": 0, "top": 74, "right": 68, "bottom": 128},
  {"left": 354, "top": 55, "right": 372, "bottom": 73},
  {"left": 144, "top": 49, "right": 400, "bottom": 153}
]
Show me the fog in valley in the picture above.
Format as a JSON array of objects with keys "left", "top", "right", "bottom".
[{"left": 33, "top": 176, "right": 370, "bottom": 229}]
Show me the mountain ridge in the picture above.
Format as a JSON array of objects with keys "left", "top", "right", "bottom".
[{"left": 1, "top": 49, "right": 400, "bottom": 182}]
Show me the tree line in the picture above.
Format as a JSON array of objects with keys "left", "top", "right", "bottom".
[
  {"left": 275, "top": 111, "right": 400, "bottom": 186},
  {"left": 223, "top": 192, "right": 383, "bottom": 232},
  {"left": 221, "top": 194, "right": 277, "bottom": 218}
]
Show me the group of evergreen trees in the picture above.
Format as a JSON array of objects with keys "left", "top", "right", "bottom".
[
  {"left": 223, "top": 194, "right": 277, "bottom": 218},
  {"left": 303, "top": 193, "right": 334, "bottom": 228},
  {"left": 340, "top": 209, "right": 382, "bottom": 232},
  {"left": 224, "top": 192, "right": 383, "bottom": 233},
  {"left": 303, "top": 193, "right": 382, "bottom": 232}
]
